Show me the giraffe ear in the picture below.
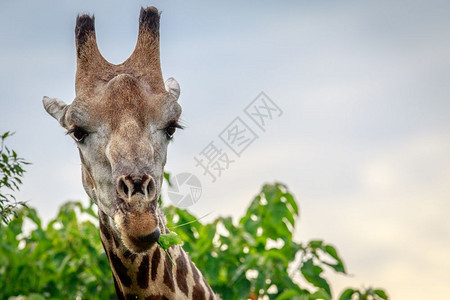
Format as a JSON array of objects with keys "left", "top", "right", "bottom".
[
  {"left": 164, "top": 77, "right": 180, "bottom": 100},
  {"left": 42, "top": 96, "right": 69, "bottom": 126}
]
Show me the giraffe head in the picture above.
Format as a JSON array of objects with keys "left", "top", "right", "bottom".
[{"left": 43, "top": 7, "right": 181, "bottom": 253}]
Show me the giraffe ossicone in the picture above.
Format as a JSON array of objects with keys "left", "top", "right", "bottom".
[{"left": 43, "top": 6, "right": 216, "bottom": 299}]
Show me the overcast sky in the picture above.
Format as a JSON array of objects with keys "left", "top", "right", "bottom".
[{"left": 1, "top": 0, "right": 450, "bottom": 299}]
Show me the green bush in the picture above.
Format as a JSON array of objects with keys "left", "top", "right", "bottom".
[
  {"left": 0, "top": 202, "right": 115, "bottom": 299},
  {"left": 0, "top": 183, "right": 388, "bottom": 300},
  {"left": 165, "top": 183, "right": 387, "bottom": 300}
]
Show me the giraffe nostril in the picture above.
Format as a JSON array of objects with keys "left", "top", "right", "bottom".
[
  {"left": 117, "top": 176, "right": 131, "bottom": 199},
  {"left": 146, "top": 178, "right": 156, "bottom": 199},
  {"left": 117, "top": 174, "right": 156, "bottom": 200},
  {"left": 122, "top": 182, "right": 129, "bottom": 195}
]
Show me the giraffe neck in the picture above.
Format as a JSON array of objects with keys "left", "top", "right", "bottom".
[{"left": 98, "top": 209, "right": 216, "bottom": 300}]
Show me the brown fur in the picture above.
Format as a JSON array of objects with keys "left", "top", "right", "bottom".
[
  {"left": 75, "top": 7, "right": 164, "bottom": 97},
  {"left": 176, "top": 252, "right": 190, "bottom": 296},
  {"left": 64, "top": 7, "right": 179, "bottom": 252},
  {"left": 43, "top": 6, "right": 216, "bottom": 299}
]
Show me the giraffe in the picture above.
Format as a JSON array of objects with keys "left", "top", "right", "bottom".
[{"left": 43, "top": 7, "right": 216, "bottom": 300}]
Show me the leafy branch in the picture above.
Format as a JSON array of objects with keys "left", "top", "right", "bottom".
[
  {"left": 0, "top": 178, "right": 389, "bottom": 299},
  {"left": 340, "top": 287, "right": 388, "bottom": 300},
  {"left": 0, "top": 131, "right": 29, "bottom": 224}
]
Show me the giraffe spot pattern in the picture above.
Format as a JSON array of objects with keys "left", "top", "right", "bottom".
[
  {"left": 189, "top": 257, "right": 206, "bottom": 300},
  {"left": 175, "top": 252, "right": 189, "bottom": 296},
  {"left": 151, "top": 247, "right": 161, "bottom": 281},
  {"left": 137, "top": 254, "right": 150, "bottom": 289},
  {"left": 110, "top": 251, "right": 133, "bottom": 287},
  {"left": 114, "top": 276, "right": 126, "bottom": 300},
  {"left": 163, "top": 250, "right": 175, "bottom": 292},
  {"left": 99, "top": 219, "right": 111, "bottom": 240},
  {"left": 112, "top": 231, "right": 121, "bottom": 248}
]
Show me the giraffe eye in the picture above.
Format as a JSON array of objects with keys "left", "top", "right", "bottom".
[
  {"left": 164, "top": 121, "right": 183, "bottom": 140},
  {"left": 69, "top": 127, "right": 89, "bottom": 142},
  {"left": 165, "top": 126, "right": 177, "bottom": 139}
]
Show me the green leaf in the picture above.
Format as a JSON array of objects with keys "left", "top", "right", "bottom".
[
  {"left": 311, "top": 288, "right": 331, "bottom": 300},
  {"left": 374, "top": 289, "right": 388, "bottom": 299},
  {"left": 164, "top": 172, "right": 172, "bottom": 186},
  {"left": 26, "top": 207, "right": 42, "bottom": 228},
  {"left": 1, "top": 131, "right": 11, "bottom": 139},
  {"left": 323, "top": 261, "right": 345, "bottom": 274},
  {"left": 158, "top": 232, "right": 183, "bottom": 250},
  {"left": 284, "top": 192, "right": 299, "bottom": 215},
  {"left": 27, "top": 293, "right": 47, "bottom": 300},
  {"left": 301, "top": 259, "right": 331, "bottom": 296},
  {"left": 323, "top": 244, "right": 346, "bottom": 273},
  {"left": 339, "top": 289, "right": 355, "bottom": 300},
  {"left": 309, "top": 240, "right": 323, "bottom": 249},
  {"left": 276, "top": 289, "right": 302, "bottom": 300}
]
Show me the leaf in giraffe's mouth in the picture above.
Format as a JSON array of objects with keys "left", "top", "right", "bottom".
[
  {"left": 158, "top": 232, "right": 183, "bottom": 250},
  {"left": 157, "top": 232, "right": 183, "bottom": 266}
]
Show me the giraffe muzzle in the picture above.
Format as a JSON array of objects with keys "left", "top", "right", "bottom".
[
  {"left": 113, "top": 205, "right": 160, "bottom": 253},
  {"left": 113, "top": 173, "right": 161, "bottom": 252}
]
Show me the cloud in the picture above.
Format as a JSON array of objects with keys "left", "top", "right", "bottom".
[{"left": 2, "top": 1, "right": 450, "bottom": 298}]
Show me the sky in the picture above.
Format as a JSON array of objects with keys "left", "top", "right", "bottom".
[{"left": 1, "top": 0, "right": 450, "bottom": 298}]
